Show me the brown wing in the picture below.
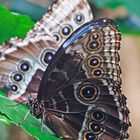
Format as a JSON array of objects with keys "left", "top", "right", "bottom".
[
  {"left": 27, "top": 0, "right": 93, "bottom": 46},
  {"left": 37, "top": 18, "right": 130, "bottom": 139},
  {"left": 0, "top": 35, "right": 58, "bottom": 103}
]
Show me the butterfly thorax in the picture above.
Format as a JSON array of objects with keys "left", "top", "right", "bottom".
[{"left": 30, "top": 99, "right": 44, "bottom": 119}]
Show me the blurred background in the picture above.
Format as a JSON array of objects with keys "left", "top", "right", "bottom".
[{"left": 0, "top": 0, "right": 140, "bottom": 139}]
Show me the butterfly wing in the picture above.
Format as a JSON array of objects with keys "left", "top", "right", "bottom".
[
  {"left": 36, "top": 18, "right": 130, "bottom": 139},
  {"left": 27, "top": 0, "right": 93, "bottom": 46},
  {"left": 0, "top": 0, "right": 93, "bottom": 104},
  {"left": 0, "top": 35, "right": 58, "bottom": 103}
]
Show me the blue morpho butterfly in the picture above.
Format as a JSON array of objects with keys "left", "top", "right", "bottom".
[{"left": 28, "top": 18, "right": 131, "bottom": 140}]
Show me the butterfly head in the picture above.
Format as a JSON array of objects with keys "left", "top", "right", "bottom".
[{"left": 29, "top": 98, "right": 44, "bottom": 119}]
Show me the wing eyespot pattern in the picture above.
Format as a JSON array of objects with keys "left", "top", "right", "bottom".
[
  {"left": 86, "top": 56, "right": 102, "bottom": 68},
  {"left": 88, "top": 41, "right": 100, "bottom": 51},
  {"left": 86, "top": 32, "right": 102, "bottom": 52},
  {"left": 92, "top": 33, "right": 100, "bottom": 40},
  {"left": 88, "top": 121, "right": 103, "bottom": 134},
  {"left": 91, "top": 68, "right": 105, "bottom": 78},
  {"left": 10, "top": 84, "right": 20, "bottom": 94},
  {"left": 78, "top": 83, "right": 99, "bottom": 102},
  {"left": 53, "top": 33, "right": 61, "bottom": 43},
  {"left": 41, "top": 49, "right": 55, "bottom": 66},
  {"left": 74, "top": 13, "right": 85, "bottom": 25},
  {"left": 84, "top": 131, "right": 97, "bottom": 140},
  {"left": 60, "top": 24, "right": 73, "bottom": 38},
  {"left": 11, "top": 72, "right": 25, "bottom": 83},
  {"left": 18, "top": 60, "right": 31, "bottom": 73},
  {"left": 89, "top": 110, "right": 106, "bottom": 122}
]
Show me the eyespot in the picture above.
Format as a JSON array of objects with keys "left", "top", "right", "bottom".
[
  {"left": 89, "top": 41, "right": 99, "bottom": 50},
  {"left": 41, "top": 49, "right": 55, "bottom": 66},
  {"left": 90, "top": 110, "right": 106, "bottom": 122},
  {"left": 53, "top": 33, "right": 61, "bottom": 43},
  {"left": 78, "top": 84, "right": 98, "bottom": 101},
  {"left": 10, "top": 84, "right": 20, "bottom": 94},
  {"left": 18, "top": 61, "right": 31, "bottom": 73},
  {"left": 87, "top": 56, "right": 101, "bottom": 68},
  {"left": 84, "top": 132, "right": 97, "bottom": 140},
  {"left": 91, "top": 68, "right": 105, "bottom": 78},
  {"left": 86, "top": 41, "right": 101, "bottom": 52},
  {"left": 74, "top": 13, "right": 85, "bottom": 24},
  {"left": 89, "top": 122, "right": 103, "bottom": 134},
  {"left": 92, "top": 33, "right": 100, "bottom": 40},
  {"left": 60, "top": 24, "right": 73, "bottom": 38},
  {"left": 11, "top": 72, "right": 24, "bottom": 83}
]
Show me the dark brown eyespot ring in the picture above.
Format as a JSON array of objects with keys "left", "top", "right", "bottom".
[
  {"left": 11, "top": 72, "right": 25, "bottom": 83},
  {"left": 88, "top": 122, "right": 103, "bottom": 134},
  {"left": 87, "top": 41, "right": 101, "bottom": 52},
  {"left": 10, "top": 83, "right": 20, "bottom": 94},
  {"left": 92, "top": 32, "right": 100, "bottom": 40},
  {"left": 18, "top": 60, "right": 31, "bottom": 73},
  {"left": 86, "top": 56, "right": 102, "bottom": 68},
  {"left": 90, "top": 110, "right": 106, "bottom": 122},
  {"left": 84, "top": 131, "right": 97, "bottom": 140},
  {"left": 53, "top": 33, "right": 61, "bottom": 43},
  {"left": 91, "top": 68, "right": 105, "bottom": 78},
  {"left": 60, "top": 24, "right": 73, "bottom": 38},
  {"left": 41, "top": 49, "right": 55, "bottom": 66},
  {"left": 74, "top": 13, "right": 85, "bottom": 25},
  {"left": 78, "top": 84, "right": 99, "bottom": 101}
]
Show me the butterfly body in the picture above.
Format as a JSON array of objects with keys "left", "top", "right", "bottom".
[{"left": 30, "top": 18, "right": 130, "bottom": 140}]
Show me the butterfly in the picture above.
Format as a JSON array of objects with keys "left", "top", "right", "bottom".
[
  {"left": 29, "top": 18, "right": 131, "bottom": 140},
  {"left": 0, "top": 0, "right": 93, "bottom": 103}
]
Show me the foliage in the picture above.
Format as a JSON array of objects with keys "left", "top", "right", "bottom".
[
  {"left": 0, "top": 89, "right": 61, "bottom": 140},
  {"left": 0, "top": 4, "right": 34, "bottom": 44},
  {"left": 0, "top": 0, "right": 48, "bottom": 21},
  {"left": 0, "top": 113, "right": 12, "bottom": 125}
]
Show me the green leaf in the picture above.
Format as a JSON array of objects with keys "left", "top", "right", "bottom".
[
  {"left": 116, "top": 16, "right": 140, "bottom": 35},
  {"left": 0, "top": 113, "right": 12, "bottom": 125},
  {"left": 93, "top": 0, "right": 125, "bottom": 9},
  {"left": 0, "top": 89, "right": 61, "bottom": 140},
  {"left": 0, "top": 0, "right": 48, "bottom": 21},
  {"left": 0, "top": 4, "right": 34, "bottom": 45}
]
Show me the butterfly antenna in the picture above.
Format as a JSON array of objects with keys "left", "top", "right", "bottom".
[
  {"left": 24, "top": 110, "right": 30, "bottom": 120},
  {"left": 6, "top": 100, "right": 27, "bottom": 107},
  {"left": 19, "top": 109, "right": 30, "bottom": 125}
]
